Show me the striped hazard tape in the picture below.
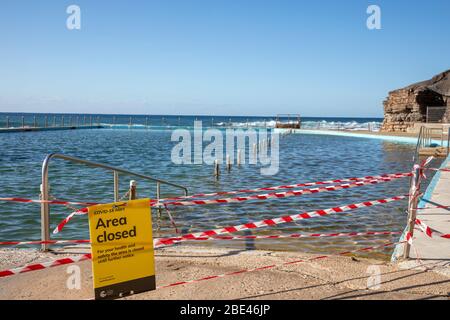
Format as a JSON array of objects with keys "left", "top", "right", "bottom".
[
  {"left": 158, "top": 175, "right": 408, "bottom": 207},
  {"left": 159, "top": 172, "right": 412, "bottom": 201},
  {"left": 0, "top": 239, "right": 406, "bottom": 280},
  {"left": 0, "top": 254, "right": 91, "bottom": 278},
  {"left": 415, "top": 219, "right": 450, "bottom": 239},
  {"left": 0, "top": 172, "right": 411, "bottom": 207},
  {"left": 156, "top": 240, "right": 406, "bottom": 290},
  {"left": 154, "top": 195, "right": 408, "bottom": 248},
  {"left": 0, "top": 231, "right": 402, "bottom": 247},
  {"left": 53, "top": 176, "right": 407, "bottom": 234}
]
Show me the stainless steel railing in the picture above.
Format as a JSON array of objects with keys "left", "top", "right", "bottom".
[
  {"left": 40, "top": 153, "right": 188, "bottom": 251},
  {"left": 413, "top": 126, "right": 450, "bottom": 164}
]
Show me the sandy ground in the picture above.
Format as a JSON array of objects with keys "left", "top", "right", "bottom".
[{"left": 0, "top": 245, "right": 449, "bottom": 300}]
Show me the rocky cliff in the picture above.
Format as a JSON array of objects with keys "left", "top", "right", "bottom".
[{"left": 381, "top": 69, "right": 450, "bottom": 132}]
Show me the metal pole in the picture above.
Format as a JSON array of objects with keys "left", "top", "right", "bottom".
[
  {"left": 6, "top": 116, "right": 9, "bottom": 128},
  {"left": 226, "top": 154, "right": 231, "bottom": 172},
  {"left": 113, "top": 171, "right": 119, "bottom": 202},
  {"left": 237, "top": 149, "right": 241, "bottom": 167},
  {"left": 53, "top": 116, "right": 56, "bottom": 127},
  {"left": 45, "top": 116, "right": 48, "bottom": 128},
  {"left": 403, "top": 165, "right": 421, "bottom": 259},
  {"left": 34, "top": 116, "right": 37, "bottom": 128},
  {"left": 129, "top": 180, "right": 137, "bottom": 200},
  {"left": 22, "top": 116, "right": 25, "bottom": 128},
  {"left": 61, "top": 116, "right": 64, "bottom": 127},
  {"left": 40, "top": 178, "right": 50, "bottom": 252},
  {"left": 156, "top": 181, "right": 161, "bottom": 223}
]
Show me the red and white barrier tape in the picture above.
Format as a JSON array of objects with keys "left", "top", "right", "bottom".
[
  {"left": 0, "top": 253, "right": 91, "bottom": 278},
  {"left": 154, "top": 195, "right": 408, "bottom": 248},
  {"left": 0, "top": 197, "right": 99, "bottom": 207},
  {"left": 426, "top": 168, "right": 450, "bottom": 172},
  {"left": 156, "top": 240, "right": 406, "bottom": 290},
  {"left": 0, "top": 231, "right": 402, "bottom": 247},
  {"left": 158, "top": 176, "right": 408, "bottom": 207},
  {"left": 153, "top": 231, "right": 402, "bottom": 246},
  {"left": 0, "top": 239, "right": 405, "bottom": 280},
  {"left": 53, "top": 176, "right": 407, "bottom": 234},
  {"left": 159, "top": 172, "right": 412, "bottom": 201},
  {"left": 0, "top": 239, "right": 90, "bottom": 246},
  {"left": 0, "top": 173, "right": 411, "bottom": 207},
  {"left": 415, "top": 219, "right": 450, "bottom": 239}
]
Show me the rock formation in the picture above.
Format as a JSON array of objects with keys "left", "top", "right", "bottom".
[{"left": 381, "top": 69, "right": 450, "bottom": 132}]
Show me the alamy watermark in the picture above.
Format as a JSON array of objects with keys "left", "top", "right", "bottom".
[
  {"left": 366, "top": 5, "right": 381, "bottom": 30},
  {"left": 66, "top": 5, "right": 81, "bottom": 30},
  {"left": 66, "top": 265, "right": 81, "bottom": 290},
  {"left": 171, "top": 121, "right": 280, "bottom": 176}
]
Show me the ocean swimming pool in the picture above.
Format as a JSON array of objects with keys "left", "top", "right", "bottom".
[{"left": 0, "top": 126, "right": 442, "bottom": 260}]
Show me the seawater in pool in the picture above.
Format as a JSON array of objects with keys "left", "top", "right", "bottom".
[{"left": 0, "top": 128, "right": 440, "bottom": 260}]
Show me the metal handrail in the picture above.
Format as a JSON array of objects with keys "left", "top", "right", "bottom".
[
  {"left": 413, "top": 126, "right": 450, "bottom": 163},
  {"left": 40, "top": 153, "right": 188, "bottom": 251}
]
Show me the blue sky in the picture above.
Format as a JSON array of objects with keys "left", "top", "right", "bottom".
[{"left": 0, "top": 0, "right": 449, "bottom": 117}]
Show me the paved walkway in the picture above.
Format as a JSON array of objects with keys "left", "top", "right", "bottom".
[{"left": 401, "top": 155, "right": 450, "bottom": 276}]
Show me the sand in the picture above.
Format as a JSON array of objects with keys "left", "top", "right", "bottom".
[{"left": 0, "top": 245, "right": 449, "bottom": 300}]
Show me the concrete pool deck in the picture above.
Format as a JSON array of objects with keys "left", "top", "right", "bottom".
[{"left": 275, "top": 128, "right": 449, "bottom": 146}]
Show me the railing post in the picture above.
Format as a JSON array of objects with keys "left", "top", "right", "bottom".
[
  {"left": 129, "top": 180, "right": 137, "bottom": 200},
  {"left": 45, "top": 116, "right": 48, "bottom": 128},
  {"left": 403, "top": 165, "right": 421, "bottom": 259},
  {"left": 156, "top": 182, "right": 161, "bottom": 223},
  {"left": 22, "top": 116, "right": 25, "bottom": 128},
  {"left": 6, "top": 116, "right": 9, "bottom": 128},
  {"left": 40, "top": 180, "right": 50, "bottom": 252},
  {"left": 113, "top": 171, "right": 119, "bottom": 202}
]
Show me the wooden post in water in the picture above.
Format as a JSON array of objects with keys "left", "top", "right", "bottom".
[
  {"left": 129, "top": 180, "right": 137, "bottom": 200},
  {"left": 403, "top": 165, "right": 421, "bottom": 259},
  {"left": 214, "top": 159, "right": 220, "bottom": 179}
]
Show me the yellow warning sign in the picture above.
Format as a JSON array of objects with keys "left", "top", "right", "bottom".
[{"left": 88, "top": 198, "right": 155, "bottom": 300}]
